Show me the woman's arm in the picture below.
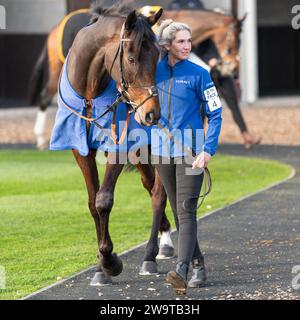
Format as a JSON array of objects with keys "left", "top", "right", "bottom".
[{"left": 193, "top": 70, "right": 222, "bottom": 169}]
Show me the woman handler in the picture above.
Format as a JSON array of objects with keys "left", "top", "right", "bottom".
[{"left": 152, "top": 20, "right": 222, "bottom": 294}]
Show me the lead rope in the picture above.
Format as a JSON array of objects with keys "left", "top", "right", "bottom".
[
  {"left": 156, "top": 123, "right": 212, "bottom": 210},
  {"left": 57, "top": 85, "right": 130, "bottom": 145}
]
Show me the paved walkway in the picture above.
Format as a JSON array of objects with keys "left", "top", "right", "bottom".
[{"left": 24, "top": 144, "right": 300, "bottom": 300}]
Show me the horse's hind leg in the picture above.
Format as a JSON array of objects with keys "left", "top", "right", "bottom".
[
  {"left": 153, "top": 171, "right": 175, "bottom": 260},
  {"left": 72, "top": 149, "right": 112, "bottom": 286},
  {"left": 96, "top": 155, "right": 124, "bottom": 277},
  {"left": 135, "top": 163, "right": 174, "bottom": 275}
]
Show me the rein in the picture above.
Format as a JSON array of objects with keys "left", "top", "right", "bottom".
[
  {"left": 109, "top": 23, "right": 158, "bottom": 117},
  {"left": 58, "top": 91, "right": 130, "bottom": 145}
]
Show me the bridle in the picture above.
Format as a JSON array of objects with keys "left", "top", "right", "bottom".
[{"left": 109, "top": 23, "right": 159, "bottom": 116}]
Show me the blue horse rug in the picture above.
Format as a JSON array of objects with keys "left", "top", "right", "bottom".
[{"left": 50, "top": 59, "right": 151, "bottom": 156}]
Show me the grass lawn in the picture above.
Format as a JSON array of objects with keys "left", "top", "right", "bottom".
[{"left": 0, "top": 150, "right": 292, "bottom": 299}]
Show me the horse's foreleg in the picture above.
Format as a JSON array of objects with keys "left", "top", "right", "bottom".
[
  {"left": 96, "top": 156, "right": 124, "bottom": 277},
  {"left": 72, "top": 149, "right": 112, "bottom": 286}
]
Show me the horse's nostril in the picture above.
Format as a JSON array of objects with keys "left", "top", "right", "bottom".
[{"left": 146, "top": 112, "right": 155, "bottom": 125}]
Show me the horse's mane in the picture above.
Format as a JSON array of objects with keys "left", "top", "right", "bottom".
[
  {"left": 90, "top": 0, "right": 155, "bottom": 44},
  {"left": 90, "top": 0, "right": 134, "bottom": 19}
]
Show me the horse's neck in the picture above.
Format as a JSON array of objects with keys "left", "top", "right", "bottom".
[
  {"left": 164, "top": 10, "right": 232, "bottom": 43},
  {"left": 67, "top": 20, "right": 121, "bottom": 99}
]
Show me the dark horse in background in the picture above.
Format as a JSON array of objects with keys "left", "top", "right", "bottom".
[
  {"left": 29, "top": 5, "right": 245, "bottom": 149},
  {"left": 34, "top": 3, "right": 175, "bottom": 286}
]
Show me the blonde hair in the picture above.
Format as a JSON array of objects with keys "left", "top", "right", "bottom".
[{"left": 157, "top": 19, "right": 192, "bottom": 54}]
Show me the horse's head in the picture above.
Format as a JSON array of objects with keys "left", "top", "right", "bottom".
[
  {"left": 211, "top": 14, "right": 246, "bottom": 76},
  {"left": 107, "top": 9, "right": 163, "bottom": 126}
]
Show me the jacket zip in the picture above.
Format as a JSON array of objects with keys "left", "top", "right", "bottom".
[
  {"left": 161, "top": 81, "right": 165, "bottom": 106},
  {"left": 167, "top": 66, "right": 174, "bottom": 128},
  {"left": 189, "top": 124, "right": 196, "bottom": 157}
]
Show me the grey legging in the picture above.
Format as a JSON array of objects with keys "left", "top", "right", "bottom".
[{"left": 156, "top": 157, "right": 205, "bottom": 266}]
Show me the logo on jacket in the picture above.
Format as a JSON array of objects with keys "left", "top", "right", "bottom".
[{"left": 175, "top": 80, "right": 190, "bottom": 85}]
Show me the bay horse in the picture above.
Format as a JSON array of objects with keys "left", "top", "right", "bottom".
[
  {"left": 29, "top": 6, "right": 245, "bottom": 149},
  {"left": 46, "top": 4, "right": 175, "bottom": 286}
]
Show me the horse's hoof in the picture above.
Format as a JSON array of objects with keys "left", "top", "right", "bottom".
[
  {"left": 36, "top": 142, "right": 48, "bottom": 151},
  {"left": 90, "top": 271, "right": 112, "bottom": 286},
  {"left": 102, "top": 253, "right": 123, "bottom": 277},
  {"left": 156, "top": 245, "right": 176, "bottom": 260},
  {"left": 139, "top": 261, "right": 158, "bottom": 275}
]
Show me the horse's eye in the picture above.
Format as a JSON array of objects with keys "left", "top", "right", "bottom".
[{"left": 128, "top": 57, "right": 135, "bottom": 64}]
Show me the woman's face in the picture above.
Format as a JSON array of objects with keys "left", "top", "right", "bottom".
[{"left": 165, "top": 30, "right": 192, "bottom": 63}]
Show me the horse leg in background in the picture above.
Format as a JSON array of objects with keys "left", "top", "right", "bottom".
[
  {"left": 34, "top": 88, "right": 54, "bottom": 150},
  {"left": 96, "top": 155, "right": 124, "bottom": 277},
  {"left": 135, "top": 163, "right": 175, "bottom": 275},
  {"left": 72, "top": 148, "right": 112, "bottom": 286},
  {"left": 34, "top": 26, "right": 63, "bottom": 150},
  {"left": 34, "top": 59, "right": 62, "bottom": 150},
  {"left": 214, "top": 74, "right": 261, "bottom": 148}
]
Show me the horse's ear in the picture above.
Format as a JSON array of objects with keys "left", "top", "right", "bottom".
[
  {"left": 147, "top": 8, "right": 163, "bottom": 27},
  {"left": 125, "top": 10, "right": 137, "bottom": 31},
  {"left": 239, "top": 13, "right": 247, "bottom": 24}
]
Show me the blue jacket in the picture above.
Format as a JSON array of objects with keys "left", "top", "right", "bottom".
[{"left": 151, "top": 55, "right": 222, "bottom": 157}]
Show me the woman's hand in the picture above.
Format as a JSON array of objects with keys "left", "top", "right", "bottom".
[
  {"left": 192, "top": 151, "right": 211, "bottom": 169},
  {"left": 208, "top": 58, "right": 219, "bottom": 69}
]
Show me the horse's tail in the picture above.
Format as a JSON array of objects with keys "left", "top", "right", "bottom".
[
  {"left": 124, "top": 163, "right": 136, "bottom": 172},
  {"left": 28, "top": 41, "right": 48, "bottom": 105}
]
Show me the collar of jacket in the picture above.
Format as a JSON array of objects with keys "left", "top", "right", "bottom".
[{"left": 162, "top": 54, "right": 187, "bottom": 69}]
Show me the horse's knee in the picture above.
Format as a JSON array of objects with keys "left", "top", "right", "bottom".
[
  {"left": 152, "top": 185, "right": 167, "bottom": 210},
  {"left": 88, "top": 201, "right": 99, "bottom": 220},
  {"left": 96, "top": 191, "right": 114, "bottom": 214},
  {"left": 141, "top": 176, "right": 154, "bottom": 194}
]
